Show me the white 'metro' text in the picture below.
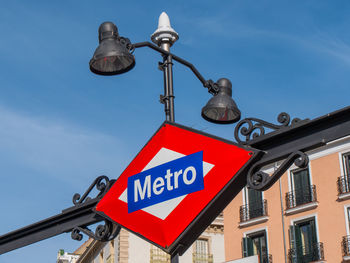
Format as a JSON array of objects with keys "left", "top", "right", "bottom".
[{"left": 133, "top": 166, "right": 197, "bottom": 202}]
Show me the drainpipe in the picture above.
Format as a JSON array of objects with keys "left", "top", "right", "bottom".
[{"left": 278, "top": 164, "right": 288, "bottom": 263}]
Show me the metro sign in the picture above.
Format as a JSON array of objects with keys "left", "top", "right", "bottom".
[{"left": 96, "top": 122, "right": 258, "bottom": 255}]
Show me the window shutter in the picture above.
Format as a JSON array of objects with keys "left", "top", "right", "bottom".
[
  {"left": 289, "top": 225, "right": 296, "bottom": 248},
  {"left": 289, "top": 225, "right": 297, "bottom": 263},
  {"left": 242, "top": 237, "right": 249, "bottom": 257},
  {"left": 242, "top": 237, "right": 253, "bottom": 257}
]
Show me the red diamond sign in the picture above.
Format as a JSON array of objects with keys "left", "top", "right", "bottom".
[{"left": 95, "top": 122, "right": 258, "bottom": 254}]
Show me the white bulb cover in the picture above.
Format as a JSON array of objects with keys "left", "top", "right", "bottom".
[{"left": 151, "top": 12, "right": 179, "bottom": 45}]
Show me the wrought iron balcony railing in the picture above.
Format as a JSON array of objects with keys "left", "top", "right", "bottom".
[
  {"left": 150, "top": 248, "right": 170, "bottom": 263},
  {"left": 239, "top": 200, "right": 268, "bottom": 222},
  {"left": 342, "top": 235, "right": 350, "bottom": 257},
  {"left": 243, "top": 252, "right": 272, "bottom": 263},
  {"left": 285, "top": 185, "right": 317, "bottom": 210},
  {"left": 260, "top": 253, "right": 273, "bottom": 263},
  {"left": 192, "top": 253, "right": 213, "bottom": 263},
  {"left": 337, "top": 175, "right": 350, "bottom": 195},
  {"left": 288, "top": 242, "right": 324, "bottom": 263}
]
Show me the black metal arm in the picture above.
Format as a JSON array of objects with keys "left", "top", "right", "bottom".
[
  {"left": 0, "top": 198, "right": 102, "bottom": 255},
  {"left": 132, "top": 42, "right": 219, "bottom": 94},
  {"left": 0, "top": 176, "right": 116, "bottom": 255}
]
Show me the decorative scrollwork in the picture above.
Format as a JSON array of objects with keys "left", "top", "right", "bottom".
[
  {"left": 71, "top": 228, "right": 83, "bottom": 241},
  {"left": 71, "top": 220, "right": 121, "bottom": 242},
  {"left": 234, "top": 112, "right": 309, "bottom": 144},
  {"left": 72, "top": 175, "right": 111, "bottom": 205},
  {"left": 247, "top": 151, "right": 309, "bottom": 191}
]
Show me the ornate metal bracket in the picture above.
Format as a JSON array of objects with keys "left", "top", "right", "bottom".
[
  {"left": 234, "top": 112, "right": 309, "bottom": 144},
  {"left": 71, "top": 220, "right": 121, "bottom": 242},
  {"left": 70, "top": 175, "right": 120, "bottom": 242},
  {"left": 72, "top": 175, "right": 113, "bottom": 206},
  {"left": 247, "top": 151, "right": 309, "bottom": 191}
]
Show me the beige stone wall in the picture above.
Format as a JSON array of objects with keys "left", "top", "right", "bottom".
[{"left": 119, "top": 229, "right": 129, "bottom": 263}]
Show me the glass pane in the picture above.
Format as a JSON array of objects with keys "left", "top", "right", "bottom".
[
  {"left": 249, "top": 232, "right": 267, "bottom": 262},
  {"left": 295, "top": 218, "right": 317, "bottom": 262},
  {"left": 344, "top": 153, "right": 350, "bottom": 176}
]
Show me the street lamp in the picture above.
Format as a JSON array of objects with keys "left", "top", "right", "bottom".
[
  {"left": 89, "top": 22, "right": 135, "bottom": 75},
  {"left": 201, "top": 78, "right": 241, "bottom": 124},
  {"left": 89, "top": 12, "right": 241, "bottom": 124}
]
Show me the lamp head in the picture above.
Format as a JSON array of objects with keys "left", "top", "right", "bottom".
[
  {"left": 201, "top": 78, "right": 241, "bottom": 124},
  {"left": 89, "top": 22, "right": 135, "bottom": 75}
]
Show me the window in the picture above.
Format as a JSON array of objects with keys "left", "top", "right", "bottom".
[
  {"left": 240, "top": 188, "right": 267, "bottom": 223},
  {"left": 242, "top": 231, "right": 269, "bottom": 263},
  {"left": 289, "top": 217, "right": 324, "bottom": 262},
  {"left": 338, "top": 153, "right": 350, "bottom": 195},
  {"left": 342, "top": 207, "right": 350, "bottom": 258},
  {"left": 286, "top": 167, "right": 317, "bottom": 209},
  {"left": 193, "top": 239, "right": 213, "bottom": 263}
]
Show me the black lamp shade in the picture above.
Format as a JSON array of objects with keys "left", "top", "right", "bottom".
[
  {"left": 89, "top": 22, "right": 135, "bottom": 75},
  {"left": 201, "top": 78, "right": 241, "bottom": 124}
]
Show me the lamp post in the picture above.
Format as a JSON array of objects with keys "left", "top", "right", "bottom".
[{"left": 89, "top": 12, "right": 241, "bottom": 125}]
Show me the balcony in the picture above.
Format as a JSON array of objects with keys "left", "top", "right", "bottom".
[
  {"left": 192, "top": 253, "right": 213, "bottom": 263},
  {"left": 242, "top": 253, "right": 272, "bottom": 263},
  {"left": 337, "top": 175, "right": 350, "bottom": 200},
  {"left": 239, "top": 200, "right": 268, "bottom": 227},
  {"left": 150, "top": 248, "right": 170, "bottom": 263},
  {"left": 285, "top": 185, "right": 317, "bottom": 215},
  {"left": 342, "top": 236, "right": 350, "bottom": 261},
  {"left": 260, "top": 253, "right": 273, "bottom": 263},
  {"left": 288, "top": 242, "right": 324, "bottom": 263}
]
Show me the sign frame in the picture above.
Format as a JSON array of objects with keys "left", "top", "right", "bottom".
[{"left": 95, "top": 121, "right": 261, "bottom": 256}]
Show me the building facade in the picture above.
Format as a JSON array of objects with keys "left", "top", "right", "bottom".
[
  {"left": 57, "top": 249, "right": 80, "bottom": 263},
  {"left": 59, "top": 214, "right": 224, "bottom": 263},
  {"left": 224, "top": 136, "right": 350, "bottom": 263}
]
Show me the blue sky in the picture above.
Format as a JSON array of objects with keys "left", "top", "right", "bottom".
[{"left": 1, "top": 1, "right": 350, "bottom": 262}]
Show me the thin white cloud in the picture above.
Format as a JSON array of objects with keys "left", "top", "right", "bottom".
[
  {"left": 184, "top": 12, "right": 350, "bottom": 68},
  {"left": 309, "top": 32, "right": 350, "bottom": 65},
  {"left": 0, "top": 106, "right": 128, "bottom": 185}
]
